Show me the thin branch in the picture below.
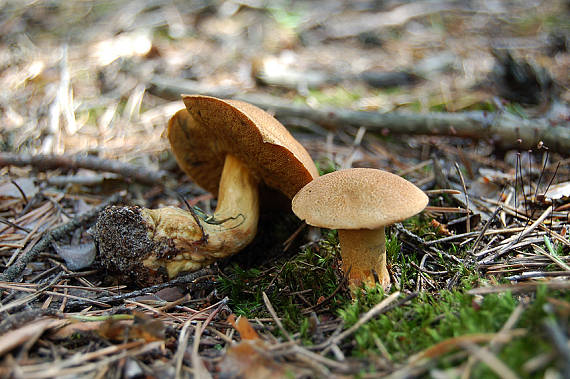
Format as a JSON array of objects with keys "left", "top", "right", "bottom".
[
  {"left": 0, "top": 153, "right": 170, "bottom": 186},
  {"left": 149, "top": 76, "right": 570, "bottom": 153},
  {"left": 65, "top": 268, "right": 216, "bottom": 310},
  {"left": 263, "top": 292, "right": 293, "bottom": 342}
]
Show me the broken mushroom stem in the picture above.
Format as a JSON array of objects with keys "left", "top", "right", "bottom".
[
  {"left": 338, "top": 227, "right": 389, "bottom": 289},
  {"left": 96, "top": 95, "right": 318, "bottom": 285},
  {"left": 97, "top": 154, "right": 259, "bottom": 282},
  {"left": 140, "top": 154, "right": 259, "bottom": 277}
]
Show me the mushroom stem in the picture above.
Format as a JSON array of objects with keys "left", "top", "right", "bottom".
[
  {"left": 338, "top": 227, "right": 389, "bottom": 289},
  {"left": 96, "top": 154, "right": 259, "bottom": 283},
  {"left": 143, "top": 154, "right": 259, "bottom": 277}
]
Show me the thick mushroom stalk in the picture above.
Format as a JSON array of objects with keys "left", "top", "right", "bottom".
[
  {"left": 338, "top": 227, "right": 389, "bottom": 289},
  {"left": 96, "top": 154, "right": 259, "bottom": 284}
]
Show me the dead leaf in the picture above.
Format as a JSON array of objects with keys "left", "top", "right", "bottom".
[
  {"left": 217, "top": 340, "right": 291, "bottom": 379},
  {"left": 98, "top": 312, "right": 164, "bottom": 342},
  {"left": 478, "top": 168, "right": 514, "bottom": 185},
  {"left": 543, "top": 181, "right": 570, "bottom": 200},
  {"left": 50, "top": 320, "right": 106, "bottom": 340},
  {"left": 134, "top": 286, "right": 184, "bottom": 302},
  {"left": 58, "top": 313, "right": 166, "bottom": 343},
  {"left": 52, "top": 241, "right": 96, "bottom": 270},
  {"left": 227, "top": 314, "right": 259, "bottom": 340},
  {"left": 218, "top": 314, "right": 295, "bottom": 378},
  {"left": 430, "top": 219, "right": 451, "bottom": 236}
]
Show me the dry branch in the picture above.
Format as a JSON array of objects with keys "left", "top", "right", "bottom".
[
  {"left": 0, "top": 153, "right": 169, "bottom": 186},
  {"left": 64, "top": 268, "right": 215, "bottom": 310},
  {"left": 468, "top": 281, "right": 570, "bottom": 295},
  {"left": 149, "top": 76, "right": 570, "bottom": 154}
]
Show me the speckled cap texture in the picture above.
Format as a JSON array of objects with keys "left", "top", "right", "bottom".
[
  {"left": 292, "top": 168, "right": 428, "bottom": 229},
  {"left": 167, "top": 95, "right": 318, "bottom": 199}
]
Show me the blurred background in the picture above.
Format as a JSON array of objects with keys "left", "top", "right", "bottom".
[{"left": 0, "top": 0, "right": 568, "bottom": 171}]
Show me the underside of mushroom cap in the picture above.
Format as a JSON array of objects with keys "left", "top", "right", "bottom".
[
  {"left": 167, "top": 95, "right": 318, "bottom": 199},
  {"left": 292, "top": 168, "right": 428, "bottom": 229}
]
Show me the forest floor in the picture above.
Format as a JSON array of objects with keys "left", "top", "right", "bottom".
[{"left": 0, "top": 1, "right": 569, "bottom": 378}]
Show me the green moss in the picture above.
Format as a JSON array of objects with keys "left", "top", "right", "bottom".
[
  {"left": 339, "top": 285, "right": 569, "bottom": 376},
  {"left": 218, "top": 232, "right": 344, "bottom": 330},
  {"left": 216, "top": 210, "right": 567, "bottom": 376}
]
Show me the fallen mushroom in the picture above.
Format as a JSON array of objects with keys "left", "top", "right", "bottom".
[
  {"left": 95, "top": 95, "right": 318, "bottom": 284},
  {"left": 292, "top": 168, "right": 428, "bottom": 290}
]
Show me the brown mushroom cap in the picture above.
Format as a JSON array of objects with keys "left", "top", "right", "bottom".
[
  {"left": 292, "top": 168, "right": 428, "bottom": 229},
  {"left": 167, "top": 95, "right": 318, "bottom": 199}
]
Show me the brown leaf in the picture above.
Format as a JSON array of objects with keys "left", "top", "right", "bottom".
[
  {"left": 227, "top": 314, "right": 259, "bottom": 341},
  {"left": 0, "top": 178, "right": 38, "bottom": 200},
  {"left": 430, "top": 219, "right": 451, "bottom": 236},
  {"left": 218, "top": 314, "right": 295, "bottom": 378},
  {"left": 50, "top": 320, "right": 104, "bottom": 340},
  {"left": 217, "top": 340, "right": 290, "bottom": 379},
  {"left": 544, "top": 181, "right": 570, "bottom": 201},
  {"left": 96, "top": 312, "right": 165, "bottom": 342}
]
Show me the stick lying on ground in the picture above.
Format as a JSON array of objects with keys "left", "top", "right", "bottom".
[
  {"left": 149, "top": 76, "right": 570, "bottom": 154},
  {"left": 0, "top": 153, "right": 169, "bottom": 186}
]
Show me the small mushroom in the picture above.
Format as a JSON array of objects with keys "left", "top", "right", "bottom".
[
  {"left": 292, "top": 168, "right": 428, "bottom": 289},
  {"left": 96, "top": 95, "right": 318, "bottom": 284}
]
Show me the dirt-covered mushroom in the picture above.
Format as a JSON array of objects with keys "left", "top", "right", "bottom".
[
  {"left": 95, "top": 95, "right": 318, "bottom": 285},
  {"left": 292, "top": 168, "right": 428, "bottom": 290}
]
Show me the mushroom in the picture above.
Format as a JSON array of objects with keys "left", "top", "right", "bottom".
[
  {"left": 95, "top": 95, "right": 318, "bottom": 284},
  {"left": 291, "top": 168, "right": 428, "bottom": 289}
]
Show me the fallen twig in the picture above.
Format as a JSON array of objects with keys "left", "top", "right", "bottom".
[
  {"left": 459, "top": 342, "right": 519, "bottom": 379},
  {"left": 468, "top": 281, "right": 570, "bottom": 295},
  {"left": 478, "top": 206, "right": 554, "bottom": 264},
  {"left": 0, "top": 153, "right": 170, "bottom": 186},
  {"left": 543, "top": 318, "right": 570, "bottom": 377},
  {"left": 64, "top": 268, "right": 216, "bottom": 310},
  {"left": 149, "top": 76, "right": 570, "bottom": 153},
  {"left": 263, "top": 292, "right": 293, "bottom": 342},
  {"left": 394, "top": 223, "right": 463, "bottom": 264}
]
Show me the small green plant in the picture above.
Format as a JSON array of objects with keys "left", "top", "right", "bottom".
[
  {"left": 315, "top": 159, "right": 338, "bottom": 176},
  {"left": 268, "top": 4, "right": 306, "bottom": 30}
]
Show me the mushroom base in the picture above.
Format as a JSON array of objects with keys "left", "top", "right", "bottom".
[
  {"left": 95, "top": 154, "right": 259, "bottom": 285},
  {"left": 338, "top": 227, "right": 389, "bottom": 290}
]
